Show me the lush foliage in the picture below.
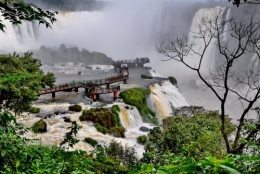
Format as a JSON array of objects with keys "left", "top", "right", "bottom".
[
  {"left": 141, "top": 74, "right": 153, "bottom": 79},
  {"left": 0, "top": 0, "right": 57, "bottom": 31},
  {"left": 169, "top": 76, "right": 177, "bottom": 85},
  {"left": 84, "top": 137, "right": 98, "bottom": 147},
  {"left": 142, "top": 113, "right": 236, "bottom": 164},
  {"left": 137, "top": 135, "right": 147, "bottom": 145},
  {"left": 0, "top": 52, "right": 56, "bottom": 114},
  {"left": 79, "top": 107, "right": 125, "bottom": 137},
  {"left": 31, "top": 119, "right": 47, "bottom": 133},
  {"left": 28, "top": 106, "right": 40, "bottom": 113},
  {"left": 69, "top": 104, "right": 82, "bottom": 112},
  {"left": 119, "top": 88, "right": 157, "bottom": 124}
]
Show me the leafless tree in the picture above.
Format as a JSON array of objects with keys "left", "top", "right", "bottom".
[
  {"left": 230, "top": 0, "right": 260, "bottom": 7},
  {"left": 156, "top": 9, "right": 260, "bottom": 154}
]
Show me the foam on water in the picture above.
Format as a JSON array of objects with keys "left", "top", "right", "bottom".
[
  {"left": 147, "top": 80, "right": 189, "bottom": 123},
  {"left": 18, "top": 102, "right": 154, "bottom": 158}
]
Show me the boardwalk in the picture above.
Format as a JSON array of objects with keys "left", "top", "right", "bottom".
[{"left": 39, "top": 67, "right": 129, "bottom": 101}]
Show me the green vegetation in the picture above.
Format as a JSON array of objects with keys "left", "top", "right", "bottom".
[
  {"left": 0, "top": 0, "right": 57, "bottom": 32},
  {"left": 0, "top": 52, "right": 56, "bottom": 114},
  {"left": 34, "top": 44, "right": 114, "bottom": 65},
  {"left": 119, "top": 88, "right": 157, "bottom": 124},
  {"left": 169, "top": 76, "right": 177, "bottom": 85},
  {"left": 141, "top": 74, "right": 153, "bottom": 79},
  {"left": 143, "top": 113, "right": 236, "bottom": 164},
  {"left": 84, "top": 137, "right": 98, "bottom": 147},
  {"left": 137, "top": 135, "right": 147, "bottom": 145},
  {"left": 31, "top": 119, "right": 47, "bottom": 133},
  {"left": 28, "top": 106, "right": 40, "bottom": 113},
  {"left": 79, "top": 107, "right": 124, "bottom": 137},
  {"left": 69, "top": 104, "right": 82, "bottom": 112}
]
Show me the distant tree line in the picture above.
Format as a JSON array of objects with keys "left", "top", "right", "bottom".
[{"left": 32, "top": 44, "right": 114, "bottom": 65}]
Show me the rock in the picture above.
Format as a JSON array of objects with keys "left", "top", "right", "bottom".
[
  {"left": 36, "top": 112, "right": 52, "bottom": 119},
  {"left": 64, "top": 117, "right": 71, "bottom": 122},
  {"left": 139, "top": 126, "right": 150, "bottom": 132},
  {"left": 125, "top": 106, "right": 129, "bottom": 109},
  {"left": 78, "top": 72, "right": 81, "bottom": 75},
  {"left": 32, "top": 119, "right": 47, "bottom": 133}
]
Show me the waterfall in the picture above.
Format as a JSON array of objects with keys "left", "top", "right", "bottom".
[
  {"left": 0, "top": 12, "right": 36, "bottom": 53},
  {"left": 118, "top": 104, "right": 143, "bottom": 129},
  {"left": 188, "top": 7, "right": 226, "bottom": 72},
  {"left": 223, "top": 8, "right": 230, "bottom": 41},
  {"left": 147, "top": 81, "right": 189, "bottom": 124}
]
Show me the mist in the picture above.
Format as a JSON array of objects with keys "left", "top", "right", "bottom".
[{"left": 5, "top": 0, "right": 222, "bottom": 78}]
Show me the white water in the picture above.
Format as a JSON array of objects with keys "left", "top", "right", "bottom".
[
  {"left": 17, "top": 102, "right": 154, "bottom": 158},
  {"left": 223, "top": 8, "right": 230, "bottom": 41},
  {"left": 147, "top": 81, "right": 189, "bottom": 123},
  {"left": 148, "top": 69, "right": 163, "bottom": 78},
  {"left": 188, "top": 7, "right": 225, "bottom": 72}
]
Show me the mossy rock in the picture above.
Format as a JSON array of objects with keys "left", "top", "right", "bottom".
[
  {"left": 137, "top": 135, "right": 147, "bottom": 145},
  {"left": 69, "top": 104, "right": 82, "bottom": 112},
  {"left": 95, "top": 123, "right": 108, "bottom": 134},
  {"left": 28, "top": 107, "right": 40, "bottom": 113},
  {"left": 80, "top": 107, "right": 125, "bottom": 136},
  {"left": 84, "top": 137, "right": 98, "bottom": 147},
  {"left": 141, "top": 74, "right": 153, "bottom": 79},
  {"left": 169, "top": 76, "right": 177, "bottom": 85},
  {"left": 108, "top": 126, "right": 125, "bottom": 138},
  {"left": 32, "top": 119, "right": 47, "bottom": 133},
  {"left": 64, "top": 117, "right": 71, "bottom": 122},
  {"left": 119, "top": 88, "right": 157, "bottom": 124}
]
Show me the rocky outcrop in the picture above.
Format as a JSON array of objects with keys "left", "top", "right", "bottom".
[{"left": 31, "top": 119, "right": 47, "bottom": 133}]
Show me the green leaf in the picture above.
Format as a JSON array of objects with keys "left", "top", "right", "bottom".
[
  {"left": 219, "top": 165, "right": 240, "bottom": 174},
  {"left": 16, "top": 160, "right": 20, "bottom": 168}
]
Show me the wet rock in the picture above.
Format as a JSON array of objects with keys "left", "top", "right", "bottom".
[
  {"left": 78, "top": 72, "right": 81, "bottom": 75},
  {"left": 139, "top": 126, "right": 150, "bottom": 132},
  {"left": 125, "top": 106, "right": 129, "bottom": 109},
  {"left": 64, "top": 117, "right": 71, "bottom": 122},
  {"left": 37, "top": 112, "right": 52, "bottom": 119},
  {"left": 32, "top": 119, "right": 47, "bottom": 133}
]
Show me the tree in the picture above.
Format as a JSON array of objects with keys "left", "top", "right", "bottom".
[
  {"left": 0, "top": 0, "right": 57, "bottom": 31},
  {"left": 0, "top": 52, "right": 56, "bottom": 114},
  {"left": 229, "top": 0, "right": 260, "bottom": 7},
  {"left": 156, "top": 10, "right": 260, "bottom": 154}
]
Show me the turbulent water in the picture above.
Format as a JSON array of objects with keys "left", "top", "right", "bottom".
[
  {"left": 147, "top": 81, "right": 189, "bottom": 123},
  {"left": 17, "top": 102, "right": 154, "bottom": 158}
]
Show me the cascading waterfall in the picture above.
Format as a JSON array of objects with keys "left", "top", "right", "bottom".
[
  {"left": 188, "top": 7, "right": 226, "bottom": 72},
  {"left": 147, "top": 81, "right": 189, "bottom": 124},
  {"left": 223, "top": 8, "right": 230, "bottom": 41},
  {"left": 0, "top": 13, "right": 36, "bottom": 52},
  {"left": 118, "top": 104, "right": 143, "bottom": 129}
]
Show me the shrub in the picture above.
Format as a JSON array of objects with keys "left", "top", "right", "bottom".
[
  {"left": 31, "top": 119, "right": 47, "bottom": 133},
  {"left": 108, "top": 126, "right": 125, "bottom": 138},
  {"left": 106, "top": 140, "right": 138, "bottom": 166},
  {"left": 69, "top": 104, "right": 82, "bottom": 112},
  {"left": 95, "top": 123, "right": 108, "bottom": 134},
  {"left": 169, "top": 76, "right": 177, "bottom": 85},
  {"left": 141, "top": 74, "right": 153, "bottom": 79},
  {"left": 28, "top": 107, "right": 40, "bottom": 113},
  {"left": 137, "top": 135, "right": 147, "bottom": 145},
  {"left": 84, "top": 137, "right": 98, "bottom": 147}
]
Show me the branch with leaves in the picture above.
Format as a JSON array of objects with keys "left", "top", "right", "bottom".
[{"left": 0, "top": 0, "right": 57, "bottom": 31}]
